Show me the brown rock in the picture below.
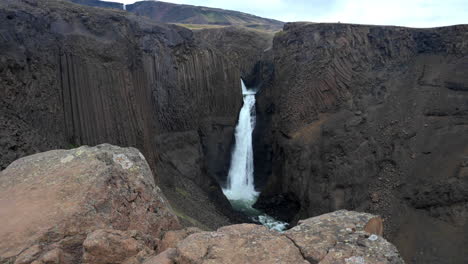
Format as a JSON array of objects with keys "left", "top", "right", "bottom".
[
  {"left": 82, "top": 229, "right": 157, "bottom": 264},
  {"left": 364, "top": 216, "right": 384, "bottom": 236},
  {"left": 143, "top": 249, "right": 177, "bottom": 264},
  {"left": 156, "top": 210, "right": 403, "bottom": 264},
  {"left": 174, "top": 224, "right": 309, "bottom": 264},
  {"left": 32, "top": 248, "right": 69, "bottom": 264},
  {"left": 0, "top": 144, "right": 180, "bottom": 263},
  {"left": 158, "top": 228, "right": 202, "bottom": 252},
  {"left": 284, "top": 210, "right": 403, "bottom": 264},
  {"left": 14, "top": 245, "right": 42, "bottom": 264}
]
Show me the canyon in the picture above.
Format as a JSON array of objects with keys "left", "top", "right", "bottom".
[
  {"left": 0, "top": 0, "right": 467, "bottom": 263},
  {"left": 0, "top": 144, "right": 403, "bottom": 263},
  {"left": 253, "top": 22, "right": 468, "bottom": 264}
]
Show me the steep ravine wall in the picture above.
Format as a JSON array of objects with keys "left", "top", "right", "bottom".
[
  {"left": 0, "top": 0, "right": 243, "bottom": 229},
  {"left": 255, "top": 23, "right": 468, "bottom": 264},
  {"left": 193, "top": 26, "right": 275, "bottom": 87}
]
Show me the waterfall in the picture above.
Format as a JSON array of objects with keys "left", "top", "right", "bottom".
[
  {"left": 222, "top": 80, "right": 288, "bottom": 232},
  {"left": 223, "top": 80, "right": 259, "bottom": 202}
]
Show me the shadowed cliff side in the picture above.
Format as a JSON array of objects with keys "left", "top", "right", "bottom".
[
  {"left": 193, "top": 26, "right": 275, "bottom": 89},
  {"left": 255, "top": 22, "right": 468, "bottom": 263},
  {"left": 191, "top": 26, "right": 278, "bottom": 189},
  {"left": 0, "top": 0, "right": 244, "bottom": 229}
]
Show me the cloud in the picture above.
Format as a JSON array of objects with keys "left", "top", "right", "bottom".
[
  {"left": 103, "top": 0, "right": 467, "bottom": 27},
  {"left": 319, "top": 0, "right": 468, "bottom": 27}
]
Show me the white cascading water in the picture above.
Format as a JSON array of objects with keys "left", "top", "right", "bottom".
[
  {"left": 223, "top": 80, "right": 258, "bottom": 201},
  {"left": 222, "top": 80, "right": 288, "bottom": 232}
]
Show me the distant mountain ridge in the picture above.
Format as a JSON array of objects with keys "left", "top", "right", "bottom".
[
  {"left": 68, "top": 0, "right": 123, "bottom": 9},
  {"left": 66, "top": 0, "right": 284, "bottom": 31},
  {"left": 127, "top": 1, "right": 284, "bottom": 31}
]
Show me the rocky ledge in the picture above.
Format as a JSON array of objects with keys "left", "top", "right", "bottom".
[
  {"left": 0, "top": 145, "right": 403, "bottom": 264},
  {"left": 154, "top": 210, "right": 403, "bottom": 264}
]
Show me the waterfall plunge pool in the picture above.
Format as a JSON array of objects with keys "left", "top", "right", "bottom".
[
  {"left": 228, "top": 196, "right": 289, "bottom": 232},
  {"left": 222, "top": 80, "right": 288, "bottom": 232}
]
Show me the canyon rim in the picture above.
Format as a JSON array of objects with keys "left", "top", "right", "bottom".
[{"left": 1, "top": 0, "right": 467, "bottom": 263}]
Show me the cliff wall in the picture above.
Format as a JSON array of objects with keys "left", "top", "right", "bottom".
[
  {"left": 193, "top": 26, "right": 274, "bottom": 88},
  {"left": 0, "top": 0, "right": 243, "bottom": 229},
  {"left": 255, "top": 22, "right": 468, "bottom": 263}
]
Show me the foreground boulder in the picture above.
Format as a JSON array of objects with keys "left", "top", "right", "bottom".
[
  {"left": 82, "top": 229, "right": 157, "bottom": 264},
  {"left": 157, "top": 210, "right": 404, "bottom": 264},
  {"left": 0, "top": 144, "right": 181, "bottom": 264}
]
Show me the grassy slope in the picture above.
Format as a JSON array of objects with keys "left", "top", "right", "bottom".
[{"left": 127, "top": 1, "right": 284, "bottom": 32}]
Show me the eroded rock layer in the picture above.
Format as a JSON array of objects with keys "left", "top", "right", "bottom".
[{"left": 255, "top": 22, "right": 468, "bottom": 263}]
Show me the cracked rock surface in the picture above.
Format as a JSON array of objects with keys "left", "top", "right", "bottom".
[
  {"left": 0, "top": 144, "right": 180, "bottom": 264},
  {"left": 157, "top": 210, "right": 404, "bottom": 264}
]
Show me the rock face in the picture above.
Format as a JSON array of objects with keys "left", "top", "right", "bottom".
[
  {"left": 194, "top": 26, "right": 274, "bottom": 89},
  {"left": 153, "top": 210, "right": 404, "bottom": 264},
  {"left": 0, "top": 0, "right": 242, "bottom": 229},
  {"left": 0, "top": 144, "right": 180, "bottom": 264},
  {"left": 158, "top": 227, "right": 202, "bottom": 253},
  {"left": 126, "top": 1, "right": 284, "bottom": 31},
  {"left": 255, "top": 22, "right": 468, "bottom": 263},
  {"left": 82, "top": 229, "right": 158, "bottom": 264}
]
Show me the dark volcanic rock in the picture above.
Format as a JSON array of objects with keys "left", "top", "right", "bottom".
[
  {"left": 0, "top": 0, "right": 243, "bottom": 229},
  {"left": 255, "top": 22, "right": 468, "bottom": 263},
  {"left": 194, "top": 26, "right": 274, "bottom": 87}
]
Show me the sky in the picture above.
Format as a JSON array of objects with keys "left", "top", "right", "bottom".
[{"left": 106, "top": 0, "right": 468, "bottom": 28}]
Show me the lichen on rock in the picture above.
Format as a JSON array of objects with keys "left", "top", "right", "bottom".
[
  {"left": 152, "top": 210, "right": 404, "bottom": 264},
  {"left": 0, "top": 144, "right": 181, "bottom": 264}
]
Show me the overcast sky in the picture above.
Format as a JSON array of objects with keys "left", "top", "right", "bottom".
[{"left": 107, "top": 0, "right": 467, "bottom": 28}]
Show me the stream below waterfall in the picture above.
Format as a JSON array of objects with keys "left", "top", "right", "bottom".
[{"left": 222, "top": 80, "right": 288, "bottom": 232}]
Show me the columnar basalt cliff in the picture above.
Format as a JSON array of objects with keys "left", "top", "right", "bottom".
[
  {"left": 193, "top": 26, "right": 275, "bottom": 88},
  {"left": 254, "top": 22, "right": 468, "bottom": 263},
  {"left": 0, "top": 0, "right": 243, "bottom": 229}
]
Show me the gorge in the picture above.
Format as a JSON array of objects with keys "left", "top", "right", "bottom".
[{"left": 0, "top": 0, "right": 467, "bottom": 263}]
